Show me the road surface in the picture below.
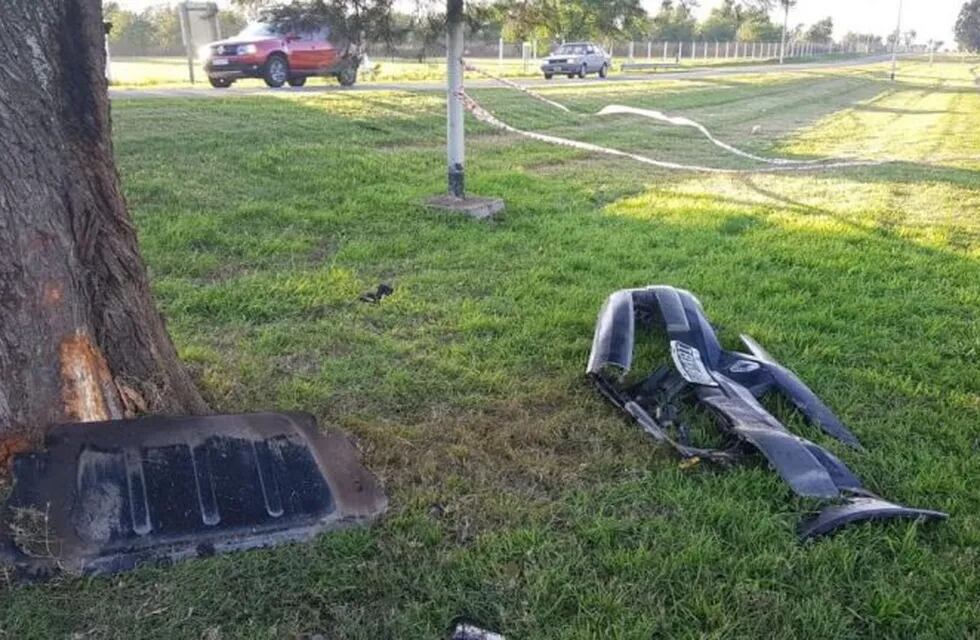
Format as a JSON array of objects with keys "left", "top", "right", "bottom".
[{"left": 109, "top": 56, "right": 895, "bottom": 100}]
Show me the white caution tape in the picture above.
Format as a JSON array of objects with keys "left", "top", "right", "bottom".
[
  {"left": 459, "top": 90, "right": 883, "bottom": 174},
  {"left": 464, "top": 61, "right": 573, "bottom": 113},
  {"left": 595, "top": 104, "right": 828, "bottom": 165},
  {"left": 462, "top": 59, "right": 858, "bottom": 168}
]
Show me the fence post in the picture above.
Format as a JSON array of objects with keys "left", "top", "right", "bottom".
[
  {"left": 678, "top": 42, "right": 683, "bottom": 61},
  {"left": 725, "top": 41, "right": 729, "bottom": 58},
  {"left": 647, "top": 41, "right": 652, "bottom": 59},
  {"left": 628, "top": 41, "right": 634, "bottom": 62},
  {"left": 522, "top": 41, "right": 529, "bottom": 73},
  {"left": 663, "top": 41, "right": 668, "bottom": 60},
  {"left": 498, "top": 36, "right": 503, "bottom": 70}
]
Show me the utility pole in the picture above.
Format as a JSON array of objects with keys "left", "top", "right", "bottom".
[
  {"left": 426, "top": 0, "right": 504, "bottom": 219},
  {"left": 779, "top": 2, "right": 790, "bottom": 64},
  {"left": 890, "top": 0, "right": 903, "bottom": 80},
  {"left": 446, "top": 0, "right": 464, "bottom": 197}
]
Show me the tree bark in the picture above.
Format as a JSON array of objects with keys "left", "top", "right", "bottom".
[{"left": 0, "top": 0, "right": 208, "bottom": 439}]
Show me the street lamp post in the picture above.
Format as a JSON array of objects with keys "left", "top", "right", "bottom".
[
  {"left": 779, "top": 2, "right": 790, "bottom": 64},
  {"left": 425, "top": 0, "right": 505, "bottom": 219},
  {"left": 446, "top": 0, "right": 465, "bottom": 197},
  {"left": 890, "top": 0, "right": 904, "bottom": 81}
]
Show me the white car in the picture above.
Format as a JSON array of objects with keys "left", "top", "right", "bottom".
[{"left": 541, "top": 42, "right": 611, "bottom": 79}]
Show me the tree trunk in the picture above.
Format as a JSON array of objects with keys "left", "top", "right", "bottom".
[{"left": 0, "top": 0, "right": 208, "bottom": 439}]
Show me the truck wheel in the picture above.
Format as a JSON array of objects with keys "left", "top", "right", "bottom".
[
  {"left": 287, "top": 76, "right": 307, "bottom": 87},
  {"left": 263, "top": 54, "right": 288, "bottom": 88},
  {"left": 208, "top": 77, "right": 232, "bottom": 88},
  {"left": 337, "top": 66, "right": 357, "bottom": 87},
  {"left": 578, "top": 63, "right": 587, "bottom": 79}
]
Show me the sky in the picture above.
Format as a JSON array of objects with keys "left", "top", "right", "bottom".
[{"left": 113, "top": 1, "right": 963, "bottom": 46}]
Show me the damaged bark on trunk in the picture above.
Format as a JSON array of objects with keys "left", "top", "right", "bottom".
[{"left": 0, "top": 0, "right": 207, "bottom": 438}]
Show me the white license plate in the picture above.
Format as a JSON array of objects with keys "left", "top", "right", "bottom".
[{"left": 211, "top": 58, "right": 229, "bottom": 66}]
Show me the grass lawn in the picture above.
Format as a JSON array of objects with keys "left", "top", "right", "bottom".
[{"left": 2, "top": 59, "right": 979, "bottom": 638}]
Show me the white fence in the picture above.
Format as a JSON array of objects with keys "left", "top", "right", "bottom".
[{"left": 367, "top": 38, "right": 886, "bottom": 66}]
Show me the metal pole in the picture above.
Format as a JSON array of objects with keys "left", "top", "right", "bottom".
[
  {"left": 663, "top": 41, "right": 668, "bottom": 60},
  {"left": 648, "top": 41, "right": 652, "bottom": 59},
  {"left": 779, "top": 2, "right": 789, "bottom": 64},
  {"left": 498, "top": 36, "right": 503, "bottom": 70},
  {"left": 890, "top": 0, "right": 903, "bottom": 80},
  {"left": 446, "top": 0, "right": 464, "bottom": 198}
]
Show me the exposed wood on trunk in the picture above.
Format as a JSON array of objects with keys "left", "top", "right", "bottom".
[{"left": 0, "top": 0, "right": 208, "bottom": 439}]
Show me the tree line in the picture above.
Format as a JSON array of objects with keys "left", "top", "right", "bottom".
[{"left": 103, "top": 0, "right": 937, "bottom": 58}]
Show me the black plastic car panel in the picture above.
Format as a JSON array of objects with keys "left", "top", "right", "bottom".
[
  {"left": 0, "top": 412, "right": 387, "bottom": 577},
  {"left": 587, "top": 285, "right": 946, "bottom": 539}
]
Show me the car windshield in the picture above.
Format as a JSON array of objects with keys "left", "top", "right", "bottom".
[
  {"left": 236, "top": 23, "right": 280, "bottom": 38},
  {"left": 556, "top": 44, "right": 588, "bottom": 55}
]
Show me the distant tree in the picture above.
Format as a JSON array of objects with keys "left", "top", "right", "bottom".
[
  {"left": 232, "top": 0, "right": 276, "bottom": 19},
  {"left": 103, "top": 2, "right": 246, "bottom": 55},
  {"left": 699, "top": 0, "right": 743, "bottom": 41},
  {"left": 843, "top": 31, "right": 883, "bottom": 51},
  {"left": 903, "top": 29, "right": 917, "bottom": 47},
  {"left": 650, "top": 0, "right": 698, "bottom": 42},
  {"left": 956, "top": 0, "right": 980, "bottom": 51},
  {"left": 495, "top": 0, "right": 647, "bottom": 42},
  {"left": 805, "top": 17, "right": 833, "bottom": 43},
  {"left": 262, "top": 0, "right": 396, "bottom": 51}
]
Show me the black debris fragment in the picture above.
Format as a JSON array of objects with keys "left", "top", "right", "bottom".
[
  {"left": 586, "top": 285, "right": 947, "bottom": 539},
  {"left": 360, "top": 283, "right": 394, "bottom": 303}
]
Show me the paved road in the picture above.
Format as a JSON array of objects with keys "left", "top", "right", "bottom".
[{"left": 110, "top": 55, "right": 895, "bottom": 100}]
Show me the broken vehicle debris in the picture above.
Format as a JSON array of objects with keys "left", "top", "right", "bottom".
[
  {"left": 0, "top": 412, "right": 386, "bottom": 577},
  {"left": 587, "top": 285, "right": 946, "bottom": 539},
  {"left": 449, "top": 619, "right": 506, "bottom": 640}
]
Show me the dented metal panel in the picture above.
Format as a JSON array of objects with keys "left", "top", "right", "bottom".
[
  {"left": 587, "top": 285, "right": 946, "bottom": 539},
  {"left": 0, "top": 412, "right": 387, "bottom": 577}
]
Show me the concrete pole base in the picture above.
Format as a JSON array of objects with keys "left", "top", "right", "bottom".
[{"left": 425, "top": 195, "right": 505, "bottom": 220}]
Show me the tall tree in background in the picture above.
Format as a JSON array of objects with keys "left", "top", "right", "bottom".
[
  {"left": 805, "top": 17, "right": 833, "bottom": 44},
  {"left": 956, "top": 0, "right": 980, "bottom": 51},
  {"left": 650, "top": 0, "right": 698, "bottom": 42},
  {"left": 496, "top": 0, "right": 647, "bottom": 43},
  {"left": 0, "top": 0, "right": 208, "bottom": 439}
]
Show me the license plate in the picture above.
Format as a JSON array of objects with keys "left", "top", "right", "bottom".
[{"left": 211, "top": 58, "right": 229, "bottom": 66}]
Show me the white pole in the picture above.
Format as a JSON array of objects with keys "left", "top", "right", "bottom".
[
  {"left": 890, "top": 0, "right": 903, "bottom": 80},
  {"left": 725, "top": 41, "right": 729, "bottom": 58},
  {"left": 648, "top": 41, "right": 652, "bottom": 59},
  {"left": 628, "top": 41, "right": 634, "bottom": 62},
  {"left": 715, "top": 41, "right": 719, "bottom": 58},
  {"left": 663, "top": 41, "right": 668, "bottom": 60},
  {"left": 498, "top": 36, "right": 503, "bottom": 70},
  {"left": 779, "top": 2, "right": 789, "bottom": 64},
  {"left": 446, "top": 0, "right": 464, "bottom": 197}
]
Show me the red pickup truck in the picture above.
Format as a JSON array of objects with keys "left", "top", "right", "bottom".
[{"left": 201, "top": 23, "right": 358, "bottom": 89}]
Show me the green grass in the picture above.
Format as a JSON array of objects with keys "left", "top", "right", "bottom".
[{"left": 2, "top": 59, "right": 979, "bottom": 638}]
